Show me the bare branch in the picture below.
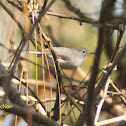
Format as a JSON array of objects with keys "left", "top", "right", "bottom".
[{"left": 95, "top": 44, "right": 126, "bottom": 97}]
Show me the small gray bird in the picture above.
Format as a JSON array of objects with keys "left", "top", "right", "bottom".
[{"left": 30, "top": 47, "right": 93, "bottom": 69}]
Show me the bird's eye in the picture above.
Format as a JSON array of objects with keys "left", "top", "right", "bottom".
[{"left": 82, "top": 51, "right": 85, "bottom": 53}]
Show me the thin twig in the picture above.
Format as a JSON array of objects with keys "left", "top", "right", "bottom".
[
  {"left": 47, "top": 12, "right": 125, "bottom": 31},
  {"left": 95, "top": 114, "right": 126, "bottom": 126},
  {"left": 30, "top": 0, "right": 56, "bottom": 35},
  {"left": 110, "top": 27, "right": 125, "bottom": 63},
  {"left": 94, "top": 78, "right": 111, "bottom": 124},
  {"left": 111, "top": 82, "right": 126, "bottom": 105},
  {"left": 7, "top": 0, "right": 22, "bottom": 11},
  {"left": 95, "top": 44, "right": 126, "bottom": 97}
]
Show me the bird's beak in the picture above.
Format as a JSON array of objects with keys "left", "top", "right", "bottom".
[{"left": 90, "top": 52, "right": 95, "bottom": 54}]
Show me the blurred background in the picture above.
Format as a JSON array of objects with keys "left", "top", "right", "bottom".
[{"left": 0, "top": 0, "right": 126, "bottom": 125}]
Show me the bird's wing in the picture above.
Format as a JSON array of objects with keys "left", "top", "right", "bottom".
[{"left": 52, "top": 47, "right": 72, "bottom": 61}]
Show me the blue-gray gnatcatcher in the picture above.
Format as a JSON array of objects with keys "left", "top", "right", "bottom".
[{"left": 30, "top": 47, "right": 93, "bottom": 69}]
